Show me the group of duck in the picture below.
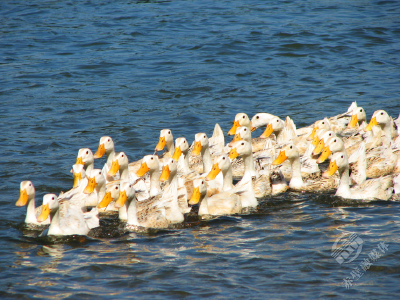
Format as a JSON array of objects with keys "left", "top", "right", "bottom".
[{"left": 15, "top": 102, "right": 400, "bottom": 236}]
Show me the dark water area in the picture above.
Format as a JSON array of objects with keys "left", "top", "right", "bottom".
[{"left": 1, "top": 0, "right": 400, "bottom": 298}]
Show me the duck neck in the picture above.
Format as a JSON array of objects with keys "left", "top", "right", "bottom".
[
  {"left": 382, "top": 122, "right": 392, "bottom": 139},
  {"left": 222, "top": 165, "right": 234, "bottom": 191},
  {"left": 182, "top": 151, "right": 191, "bottom": 174},
  {"left": 201, "top": 146, "right": 213, "bottom": 173},
  {"left": 118, "top": 204, "right": 128, "bottom": 221},
  {"left": 167, "top": 141, "right": 175, "bottom": 157},
  {"left": 149, "top": 169, "right": 162, "bottom": 197},
  {"left": 48, "top": 206, "right": 60, "bottom": 235},
  {"left": 198, "top": 194, "right": 209, "bottom": 215},
  {"left": 119, "top": 164, "right": 129, "bottom": 181},
  {"left": 126, "top": 197, "right": 139, "bottom": 226},
  {"left": 242, "top": 153, "right": 256, "bottom": 183},
  {"left": 85, "top": 161, "right": 94, "bottom": 174},
  {"left": 96, "top": 182, "right": 106, "bottom": 204},
  {"left": 336, "top": 166, "right": 351, "bottom": 197},
  {"left": 289, "top": 156, "right": 304, "bottom": 189},
  {"left": 106, "top": 149, "right": 115, "bottom": 168},
  {"left": 168, "top": 171, "right": 178, "bottom": 186},
  {"left": 357, "top": 148, "right": 367, "bottom": 184},
  {"left": 25, "top": 196, "right": 37, "bottom": 224}
]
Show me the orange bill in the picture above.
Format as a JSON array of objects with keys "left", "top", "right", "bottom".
[
  {"left": 114, "top": 191, "right": 128, "bottom": 208},
  {"left": 206, "top": 163, "right": 221, "bottom": 180},
  {"left": 84, "top": 177, "right": 97, "bottom": 194},
  {"left": 155, "top": 136, "right": 166, "bottom": 151},
  {"left": 136, "top": 161, "right": 150, "bottom": 177},
  {"left": 97, "top": 192, "right": 113, "bottom": 209},
  {"left": 229, "top": 147, "right": 239, "bottom": 160},
  {"left": 250, "top": 121, "right": 257, "bottom": 132},
  {"left": 159, "top": 164, "right": 171, "bottom": 182},
  {"left": 228, "top": 120, "right": 240, "bottom": 136},
  {"left": 323, "top": 160, "right": 338, "bottom": 177},
  {"left": 313, "top": 139, "right": 325, "bottom": 156},
  {"left": 365, "top": 116, "right": 378, "bottom": 131},
  {"left": 348, "top": 114, "right": 358, "bottom": 128},
  {"left": 37, "top": 203, "right": 50, "bottom": 222},
  {"left": 108, "top": 159, "right": 120, "bottom": 176},
  {"left": 191, "top": 140, "right": 202, "bottom": 157},
  {"left": 93, "top": 143, "right": 106, "bottom": 159},
  {"left": 317, "top": 147, "right": 332, "bottom": 164},
  {"left": 75, "top": 156, "right": 84, "bottom": 165},
  {"left": 172, "top": 146, "right": 182, "bottom": 161},
  {"left": 272, "top": 150, "right": 288, "bottom": 165},
  {"left": 189, "top": 187, "right": 201, "bottom": 205},
  {"left": 73, "top": 171, "right": 83, "bottom": 188},
  {"left": 307, "top": 126, "right": 318, "bottom": 141},
  {"left": 260, "top": 123, "right": 273, "bottom": 138},
  {"left": 228, "top": 133, "right": 242, "bottom": 147},
  {"left": 15, "top": 189, "right": 29, "bottom": 207}
]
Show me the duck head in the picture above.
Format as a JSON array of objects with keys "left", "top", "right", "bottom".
[
  {"left": 94, "top": 136, "right": 115, "bottom": 159},
  {"left": 228, "top": 113, "right": 250, "bottom": 135}
]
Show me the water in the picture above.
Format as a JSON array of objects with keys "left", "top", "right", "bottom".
[{"left": 1, "top": 0, "right": 400, "bottom": 298}]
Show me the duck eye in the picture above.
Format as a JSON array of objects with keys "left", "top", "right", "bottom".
[
  {"left": 360, "top": 109, "right": 362, "bottom": 112},
  {"left": 29, "top": 183, "right": 32, "bottom": 186},
  {"left": 322, "top": 122, "right": 325, "bottom": 124},
  {"left": 256, "top": 116, "right": 259, "bottom": 119},
  {"left": 381, "top": 112, "right": 383, "bottom": 115},
  {"left": 168, "top": 131, "right": 171, "bottom": 134},
  {"left": 86, "top": 151, "right": 89, "bottom": 154},
  {"left": 115, "top": 186, "right": 118, "bottom": 189},
  {"left": 99, "top": 172, "right": 101, "bottom": 175},
  {"left": 241, "top": 142, "right": 244, "bottom": 145},
  {"left": 242, "top": 115, "right": 245, "bottom": 119},
  {"left": 223, "top": 157, "right": 225, "bottom": 160},
  {"left": 244, "top": 128, "right": 247, "bottom": 131},
  {"left": 108, "top": 139, "right": 110, "bottom": 142},
  {"left": 201, "top": 181, "right": 204, "bottom": 184},
  {"left": 122, "top": 154, "right": 124, "bottom": 157},
  {"left": 129, "top": 185, "right": 132, "bottom": 188},
  {"left": 276, "top": 119, "right": 279, "bottom": 122},
  {"left": 52, "top": 197, "right": 54, "bottom": 200},
  {"left": 290, "top": 146, "right": 292, "bottom": 149},
  {"left": 151, "top": 157, "right": 153, "bottom": 160},
  {"left": 329, "top": 133, "right": 331, "bottom": 136}
]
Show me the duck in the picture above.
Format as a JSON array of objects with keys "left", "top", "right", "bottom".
[
  {"left": 190, "top": 132, "right": 215, "bottom": 174},
  {"left": 107, "top": 151, "right": 149, "bottom": 201},
  {"left": 323, "top": 151, "right": 393, "bottom": 201},
  {"left": 15, "top": 181, "right": 51, "bottom": 226},
  {"left": 250, "top": 113, "right": 277, "bottom": 133},
  {"left": 154, "top": 129, "right": 175, "bottom": 159},
  {"left": 58, "top": 164, "right": 88, "bottom": 200},
  {"left": 114, "top": 181, "right": 170, "bottom": 230},
  {"left": 228, "top": 126, "right": 268, "bottom": 153},
  {"left": 37, "top": 196, "right": 99, "bottom": 236},
  {"left": 345, "top": 106, "right": 367, "bottom": 132},
  {"left": 272, "top": 143, "right": 338, "bottom": 192},
  {"left": 228, "top": 113, "right": 251, "bottom": 135},
  {"left": 93, "top": 136, "right": 120, "bottom": 182},
  {"left": 136, "top": 154, "right": 163, "bottom": 198},
  {"left": 365, "top": 110, "right": 397, "bottom": 142},
  {"left": 97, "top": 182, "right": 122, "bottom": 213},
  {"left": 227, "top": 140, "right": 258, "bottom": 208},
  {"left": 173, "top": 137, "right": 192, "bottom": 175},
  {"left": 75, "top": 148, "right": 95, "bottom": 175},
  {"left": 189, "top": 178, "right": 242, "bottom": 216}
]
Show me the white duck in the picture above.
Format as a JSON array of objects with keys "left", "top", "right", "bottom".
[
  {"left": 93, "top": 136, "right": 120, "bottom": 182},
  {"left": 189, "top": 178, "right": 242, "bottom": 216},
  {"left": 154, "top": 129, "right": 175, "bottom": 158},
  {"left": 37, "top": 196, "right": 99, "bottom": 236},
  {"left": 15, "top": 181, "right": 51, "bottom": 226},
  {"left": 323, "top": 151, "right": 393, "bottom": 201},
  {"left": 228, "top": 113, "right": 251, "bottom": 136}
]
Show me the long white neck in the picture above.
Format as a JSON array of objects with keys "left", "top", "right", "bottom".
[
  {"left": 356, "top": 148, "right": 367, "bottom": 184},
  {"left": 222, "top": 165, "right": 234, "bottom": 191},
  {"left": 241, "top": 153, "right": 256, "bottom": 184},
  {"left": 289, "top": 156, "right": 304, "bottom": 189},
  {"left": 198, "top": 194, "right": 209, "bottom": 215},
  {"left": 106, "top": 149, "right": 115, "bottom": 168},
  {"left": 336, "top": 166, "right": 352, "bottom": 198},
  {"left": 181, "top": 151, "right": 191, "bottom": 174},
  {"left": 382, "top": 122, "right": 392, "bottom": 139},
  {"left": 201, "top": 145, "right": 213, "bottom": 173},
  {"left": 118, "top": 204, "right": 127, "bottom": 221},
  {"left": 48, "top": 207, "right": 61, "bottom": 235},
  {"left": 126, "top": 197, "right": 140, "bottom": 226},
  {"left": 85, "top": 162, "right": 94, "bottom": 174},
  {"left": 25, "top": 196, "right": 37, "bottom": 224},
  {"left": 120, "top": 164, "right": 129, "bottom": 181},
  {"left": 168, "top": 171, "right": 178, "bottom": 186},
  {"left": 167, "top": 141, "right": 175, "bottom": 156},
  {"left": 149, "top": 169, "right": 162, "bottom": 197},
  {"left": 96, "top": 182, "right": 106, "bottom": 204}
]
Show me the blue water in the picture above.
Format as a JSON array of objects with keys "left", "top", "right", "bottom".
[{"left": 1, "top": 0, "right": 400, "bottom": 298}]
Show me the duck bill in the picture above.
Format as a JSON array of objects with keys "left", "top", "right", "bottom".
[
  {"left": 37, "top": 203, "right": 50, "bottom": 222},
  {"left": 97, "top": 191, "right": 113, "bottom": 209},
  {"left": 189, "top": 187, "right": 201, "bottom": 205},
  {"left": 312, "top": 135, "right": 320, "bottom": 147},
  {"left": 136, "top": 162, "right": 150, "bottom": 177},
  {"left": 250, "top": 121, "right": 257, "bottom": 132},
  {"left": 75, "top": 156, "right": 84, "bottom": 165},
  {"left": 348, "top": 114, "right": 358, "bottom": 128},
  {"left": 322, "top": 160, "right": 338, "bottom": 178},
  {"left": 229, "top": 147, "right": 239, "bottom": 160},
  {"left": 15, "top": 189, "right": 29, "bottom": 207},
  {"left": 228, "top": 133, "right": 242, "bottom": 147},
  {"left": 206, "top": 163, "right": 221, "bottom": 180},
  {"left": 272, "top": 150, "right": 288, "bottom": 165},
  {"left": 172, "top": 146, "right": 182, "bottom": 161},
  {"left": 108, "top": 160, "right": 120, "bottom": 176},
  {"left": 191, "top": 141, "right": 202, "bottom": 157},
  {"left": 365, "top": 116, "right": 378, "bottom": 131},
  {"left": 313, "top": 139, "right": 325, "bottom": 156},
  {"left": 159, "top": 165, "right": 171, "bottom": 182},
  {"left": 83, "top": 177, "right": 97, "bottom": 194},
  {"left": 260, "top": 123, "right": 273, "bottom": 138},
  {"left": 228, "top": 120, "right": 240, "bottom": 136},
  {"left": 73, "top": 172, "right": 82, "bottom": 188},
  {"left": 307, "top": 126, "right": 318, "bottom": 141},
  {"left": 317, "top": 147, "right": 332, "bottom": 164},
  {"left": 155, "top": 136, "right": 166, "bottom": 151},
  {"left": 93, "top": 143, "right": 106, "bottom": 159},
  {"left": 114, "top": 191, "right": 128, "bottom": 208}
]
